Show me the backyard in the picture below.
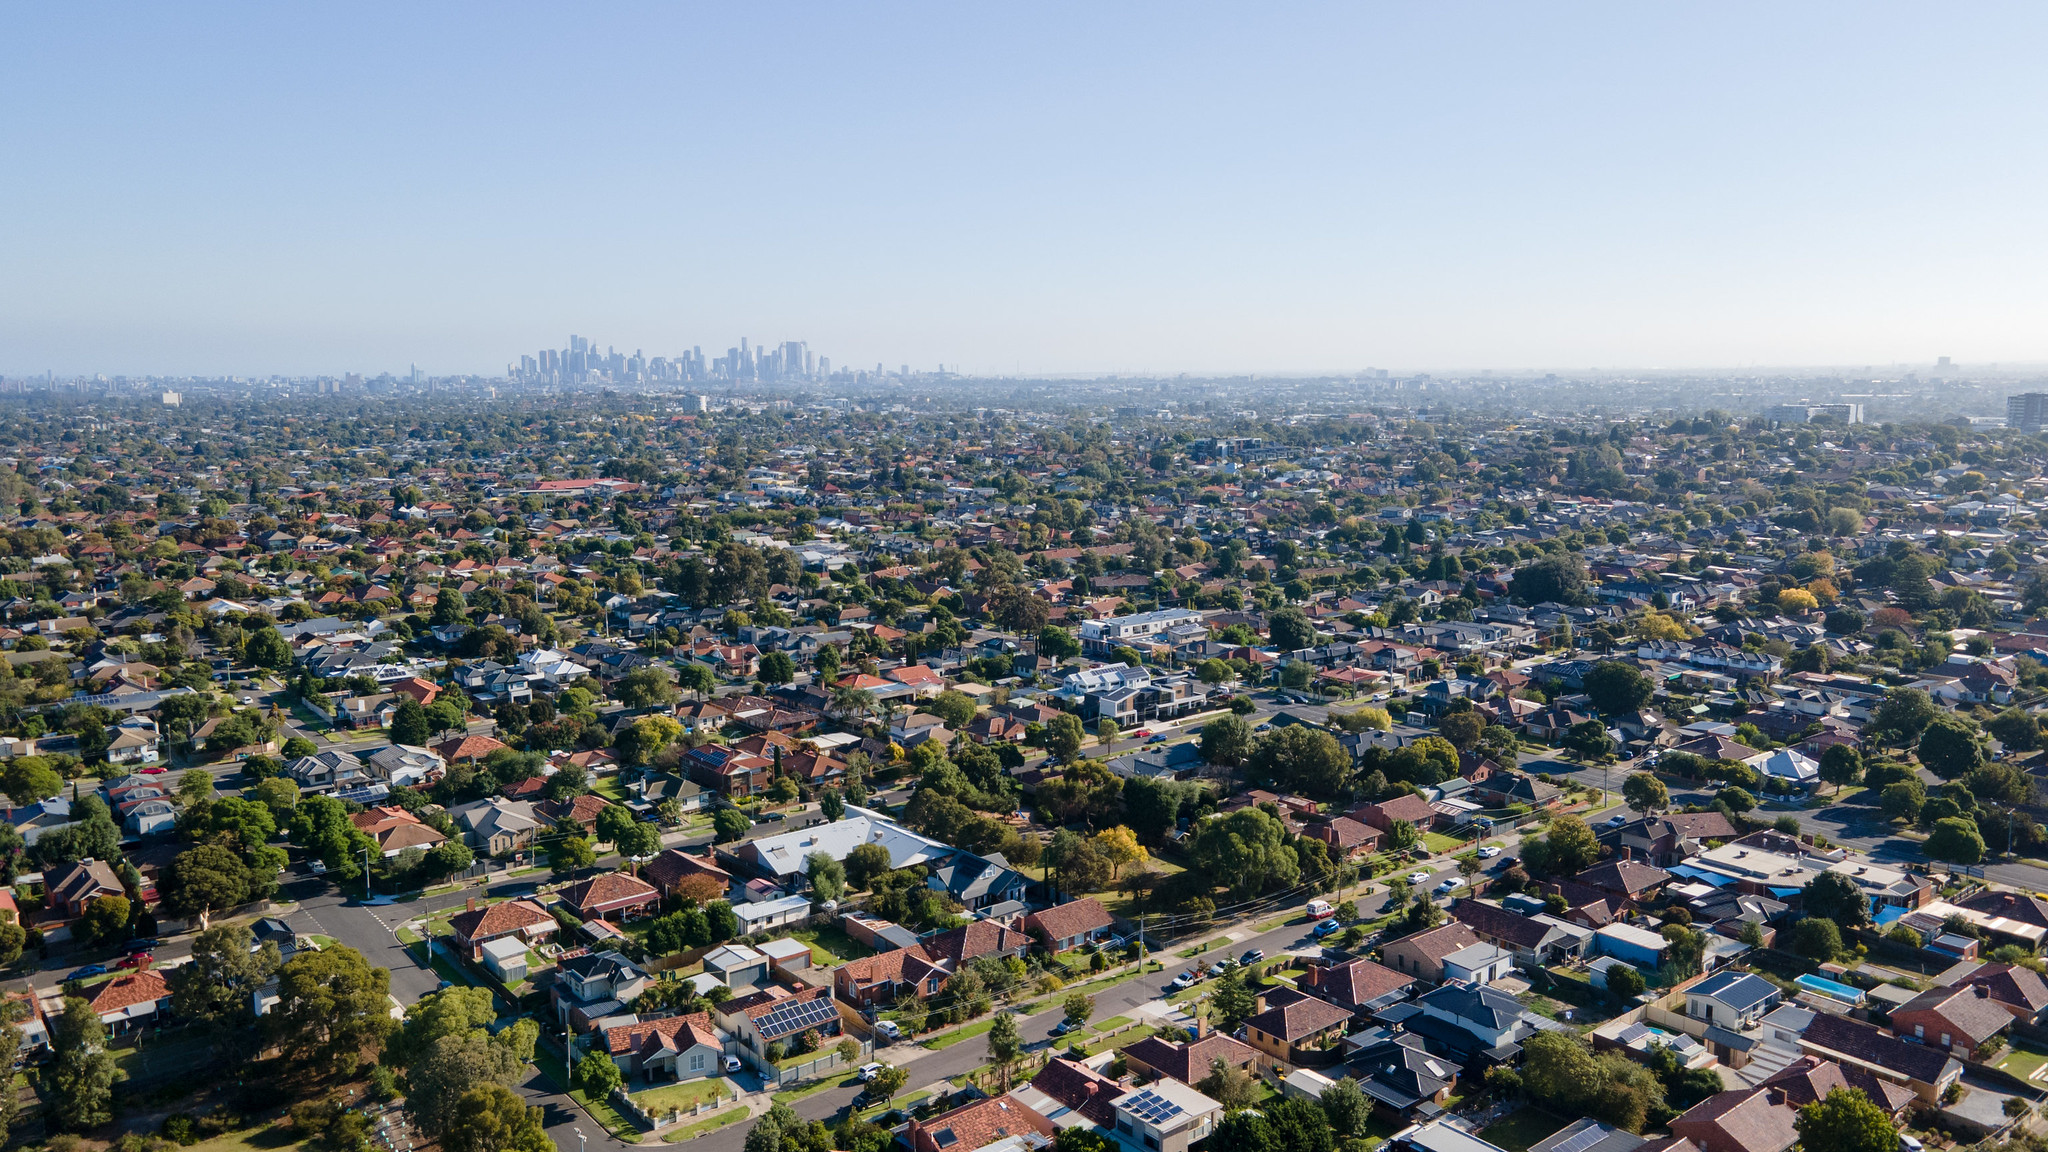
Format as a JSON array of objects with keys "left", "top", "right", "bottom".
[
  {"left": 1477, "top": 1107, "right": 1569, "bottom": 1152},
  {"left": 1998, "top": 1041, "right": 2048, "bottom": 1082}
]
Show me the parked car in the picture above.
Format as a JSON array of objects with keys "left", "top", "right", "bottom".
[
  {"left": 1168, "top": 970, "right": 1199, "bottom": 990},
  {"left": 1477, "top": 845, "right": 1503, "bottom": 859},
  {"left": 121, "top": 939, "right": 160, "bottom": 954},
  {"left": 1253, "top": 723, "right": 1273, "bottom": 733},
  {"left": 63, "top": 966, "right": 107, "bottom": 983},
  {"left": 1132, "top": 730, "right": 1152, "bottom": 740},
  {"left": 1312, "top": 918, "right": 1343, "bottom": 939},
  {"left": 1603, "top": 814, "right": 1628, "bottom": 829},
  {"left": 114, "top": 953, "right": 153, "bottom": 970},
  {"left": 1406, "top": 870, "right": 1432, "bottom": 885},
  {"left": 1238, "top": 948, "right": 1264, "bottom": 965},
  {"left": 1050, "top": 1019, "right": 1080, "bottom": 1036},
  {"left": 1306, "top": 899, "right": 1334, "bottom": 920},
  {"left": 1436, "top": 877, "right": 1465, "bottom": 894},
  {"left": 856, "top": 1063, "right": 887, "bottom": 1082},
  {"left": 1205, "top": 962, "right": 1228, "bottom": 978},
  {"left": 1146, "top": 733, "right": 1169, "bottom": 744},
  {"left": 873, "top": 1020, "right": 903, "bottom": 1041}
]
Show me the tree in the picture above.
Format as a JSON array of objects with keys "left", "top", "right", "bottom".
[
  {"left": 1245, "top": 725, "right": 1351, "bottom": 796},
  {"left": 1818, "top": 745, "right": 1862, "bottom": 793},
  {"left": 252, "top": 776, "right": 301, "bottom": 820},
  {"left": 391, "top": 698, "right": 432, "bottom": 746},
  {"left": 1091, "top": 826, "right": 1148, "bottom": 877},
  {"left": 1199, "top": 715, "right": 1253, "bottom": 767},
  {"left": 1583, "top": 662, "right": 1653, "bottom": 715},
  {"left": 1039, "top": 626, "right": 1081, "bottom": 661},
  {"left": 1511, "top": 553, "right": 1592, "bottom": 606},
  {"left": 1045, "top": 713, "right": 1086, "bottom": 762},
  {"left": 759, "top": 651, "right": 797, "bottom": 686},
  {"left": 1563, "top": 720, "right": 1614, "bottom": 762},
  {"left": 281, "top": 736, "right": 319, "bottom": 761},
  {"left": 246, "top": 627, "right": 292, "bottom": 669},
  {"left": 1198, "top": 1057, "right": 1263, "bottom": 1111},
  {"left": 1802, "top": 870, "right": 1870, "bottom": 929},
  {"left": 1522, "top": 813, "right": 1600, "bottom": 876},
  {"left": 1622, "top": 772, "right": 1667, "bottom": 815},
  {"left": 1209, "top": 967, "right": 1257, "bottom": 1033},
  {"left": 820, "top": 789, "right": 846, "bottom": 822},
  {"left": 269, "top": 945, "right": 394, "bottom": 1075},
  {"left": 845, "top": 842, "right": 893, "bottom": 890},
  {"left": 1795, "top": 1087, "right": 1898, "bottom": 1152},
  {"left": 47, "top": 996, "right": 115, "bottom": 1131},
  {"left": 617, "top": 666, "right": 682, "bottom": 710},
  {"left": 1267, "top": 606, "right": 1317, "bottom": 652},
  {"left": 1319, "top": 1076, "right": 1369, "bottom": 1137},
  {"left": 548, "top": 835, "right": 596, "bottom": 875},
  {"left": 445, "top": 1084, "right": 554, "bottom": 1152},
  {"left": 929, "top": 690, "right": 978, "bottom": 730},
  {"left": 0, "top": 757, "right": 62, "bottom": 803},
  {"left": 77, "top": 895, "right": 130, "bottom": 947},
  {"left": 1792, "top": 917, "right": 1843, "bottom": 961},
  {"left": 575, "top": 1050, "right": 623, "bottom": 1096},
  {"left": 870, "top": 1063, "right": 909, "bottom": 1100},
  {"left": 987, "top": 1010, "right": 1022, "bottom": 1079},
  {"left": 1881, "top": 780, "right": 1925, "bottom": 824},
  {"left": 1871, "top": 687, "right": 1937, "bottom": 745},
  {"left": 1385, "top": 818, "right": 1419, "bottom": 852},
  {"left": 162, "top": 843, "right": 255, "bottom": 927},
  {"left": 1987, "top": 707, "right": 2042, "bottom": 753},
  {"left": 1918, "top": 715, "right": 1986, "bottom": 780},
  {"left": 1191, "top": 808, "right": 1299, "bottom": 898},
  {"left": 430, "top": 589, "right": 469, "bottom": 627},
  {"left": 1062, "top": 991, "right": 1095, "bottom": 1029},
  {"left": 677, "top": 662, "right": 718, "bottom": 699},
  {"left": 1926, "top": 816, "right": 1986, "bottom": 865},
  {"left": 1716, "top": 786, "right": 1756, "bottom": 813},
  {"left": 807, "top": 852, "right": 846, "bottom": 900},
  {"left": 713, "top": 807, "right": 752, "bottom": 843},
  {"left": 1606, "top": 963, "right": 1647, "bottom": 1001},
  {"left": 1437, "top": 711, "right": 1485, "bottom": 752}
]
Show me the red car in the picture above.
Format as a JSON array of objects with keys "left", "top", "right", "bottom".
[
  {"left": 114, "top": 953, "right": 153, "bottom": 970},
  {"left": 139, "top": 767, "right": 167, "bottom": 775}
]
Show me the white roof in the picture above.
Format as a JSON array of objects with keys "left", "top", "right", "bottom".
[
  {"left": 743, "top": 808, "right": 950, "bottom": 877},
  {"left": 1596, "top": 923, "right": 1670, "bottom": 951},
  {"left": 758, "top": 938, "right": 811, "bottom": 962},
  {"left": 732, "top": 895, "right": 813, "bottom": 925},
  {"left": 704, "top": 944, "right": 766, "bottom": 970},
  {"left": 481, "top": 937, "right": 527, "bottom": 961}
]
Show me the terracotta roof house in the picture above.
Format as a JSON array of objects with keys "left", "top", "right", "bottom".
[
  {"left": 602, "top": 1011, "right": 725, "bottom": 1083},
  {"left": 1023, "top": 1057, "right": 1122, "bottom": 1126},
  {"left": 1959, "top": 961, "right": 2048, "bottom": 1024},
  {"left": 1795, "top": 1012, "right": 1962, "bottom": 1102},
  {"left": 559, "top": 872, "right": 660, "bottom": 922},
  {"left": 1757, "top": 1055, "right": 1916, "bottom": 1119},
  {"left": 835, "top": 945, "right": 949, "bottom": 1008},
  {"left": 536, "top": 793, "right": 611, "bottom": 832},
  {"left": 1243, "top": 989, "right": 1354, "bottom": 1070},
  {"left": 906, "top": 1093, "right": 1054, "bottom": 1152},
  {"left": 1379, "top": 921, "right": 1485, "bottom": 984},
  {"left": 1022, "top": 898, "right": 1116, "bottom": 953},
  {"left": 448, "top": 898, "right": 558, "bottom": 958},
  {"left": 87, "top": 968, "right": 172, "bottom": 1034},
  {"left": 1890, "top": 982, "right": 2014, "bottom": 1056},
  {"left": 1302, "top": 816, "right": 1383, "bottom": 860},
  {"left": 1354, "top": 793, "right": 1439, "bottom": 834},
  {"left": 47, "top": 858, "right": 126, "bottom": 919},
  {"left": 1668, "top": 1088, "right": 1798, "bottom": 1152},
  {"left": 350, "top": 805, "right": 447, "bottom": 856},
  {"left": 435, "top": 733, "right": 511, "bottom": 764},
  {"left": 1120, "top": 1032, "right": 1260, "bottom": 1086},
  {"left": 1571, "top": 858, "right": 1674, "bottom": 905},
  {"left": 641, "top": 849, "right": 733, "bottom": 900},
  {"left": 923, "top": 920, "right": 1029, "bottom": 967},
  {"left": 1298, "top": 956, "right": 1415, "bottom": 1018}
]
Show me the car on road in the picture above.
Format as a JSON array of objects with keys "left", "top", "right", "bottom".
[
  {"left": 1050, "top": 1019, "right": 1081, "bottom": 1036},
  {"left": 1306, "top": 900, "right": 1334, "bottom": 920},
  {"left": 140, "top": 766, "right": 167, "bottom": 774},
  {"left": 1477, "top": 845, "right": 1503, "bottom": 859},
  {"left": 856, "top": 1062, "right": 887, "bottom": 1082},
  {"left": 1238, "top": 948, "right": 1264, "bottom": 965},
  {"left": 63, "top": 966, "right": 107, "bottom": 983},
  {"left": 873, "top": 1020, "right": 902, "bottom": 1041},
  {"left": 1406, "top": 870, "right": 1432, "bottom": 884},
  {"left": 1436, "top": 877, "right": 1465, "bottom": 894},
  {"left": 308, "top": 860, "right": 328, "bottom": 875},
  {"left": 114, "top": 953, "right": 153, "bottom": 970},
  {"left": 121, "top": 939, "right": 160, "bottom": 954},
  {"left": 1603, "top": 814, "right": 1628, "bottom": 829},
  {"left": 1253, "top": 722, "right": 1272, "bottom": 732},
  {"left": 1312, "top": 918, "right": 1343, "bottom": 939},
  {"left": 1168, "top": 970, "right": 1200, "bottom": 990},
  {"left": 1133, "top": 730, "right": 1152, "bottom": 740},
  {"left": 1147, "top": 733, "right": 1169, "bottom": 744},
  {"left": 1205, "top": 962, "right": 1229, "bottom": 978}
]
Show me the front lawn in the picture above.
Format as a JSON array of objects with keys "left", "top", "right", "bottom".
[
  {"left": 925, "top": 1017, "right": 999, "bottom": 1050},
  {"left": 1999, "top": 1042, "right": 2048, "bottom": 1081},
  {"left": 1477, "top": 1107, "right": 1568, "bottom": 1152},
  {"left": 632, "top": 1076, "right": 732, "bottom": 1114}
]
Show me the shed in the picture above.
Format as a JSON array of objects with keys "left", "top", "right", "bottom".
[
  {"left": 481, "top": 937, "right": 529, "bottom": 983},
  {"left": 759, "top": 938, "right": 813, "bottom": 971},
  {"left": 1594, "top": 923, "right": 1669, "bottom": 967}
]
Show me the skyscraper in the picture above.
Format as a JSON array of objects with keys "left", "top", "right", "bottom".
[{"left": 2008, "top": 393, "right": 2048, "bottom": 433}]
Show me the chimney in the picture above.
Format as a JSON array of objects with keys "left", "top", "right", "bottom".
[
  {"left": 1976, "top": 985, "right": 1991, "bottom": 998},
  {"left": 1622, "top": 847, "right": 1633, "bottom": 861},
  {"left": 466, "top": 896, "right": 479, "bottom": 912}
]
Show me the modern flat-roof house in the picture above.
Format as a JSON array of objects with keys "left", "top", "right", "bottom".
[
  {"left": 1684, "top": 971, "right": 1782, "bottom": 1031},
  {"left": 1107, "top": 1080, "right": 1222, "bottom": 1152}
]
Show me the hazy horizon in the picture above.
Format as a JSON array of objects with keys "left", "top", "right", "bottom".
[{"left": 8, "top": 3, "right": 2048, "bottom": 377}]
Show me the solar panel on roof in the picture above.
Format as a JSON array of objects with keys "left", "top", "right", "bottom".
[
  {"left": 756, "top": 995, "right": 839, "bottom": 1038},
  {"left": 1548, "top": 1122, "right": 1608, "bottom": 1152}
]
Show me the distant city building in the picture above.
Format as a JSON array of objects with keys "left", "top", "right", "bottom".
[
  {"left": 159, "top": 391, "right": 180, "bottom": 406},
  {"left": 1765, "top": 403, "right": 1862, "bottom": 425},
  {"left": 2009, "top": 393, "right": 2048, "bottom": 433}
]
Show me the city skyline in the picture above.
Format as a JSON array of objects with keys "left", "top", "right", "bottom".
[{"left": 9, "top": 4, "right": 2048, "bottom": 376}]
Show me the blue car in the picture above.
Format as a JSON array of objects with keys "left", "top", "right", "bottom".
[
  {"left": 1313, "top": 918, "right": 1343, "bottom": 939},
  {"left": 64, "top": 965, "right": 107, "bottom": 983},
  {"left": 1146, "top": 733, "right": 1169, "bottom": 744}
]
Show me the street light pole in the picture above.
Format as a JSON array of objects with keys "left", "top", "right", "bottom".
[{"left": 575, "top": 1128, "right": 586, "bottom": 1152}]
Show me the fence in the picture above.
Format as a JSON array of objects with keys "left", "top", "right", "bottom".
[
  {"left": 741, "top": 1034, "right": 874, "bottom": 1089},
  {"left": 611, "top": 1084, "right": 734, "bottom": 1132}
]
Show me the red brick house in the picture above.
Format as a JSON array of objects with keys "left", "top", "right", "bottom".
[
  {"left": 1301, "top": 816, "right": 1382, "bottom": 860},
  {"left": 449, "top": 898, "right": 558, "bottom": 958},
  {"left": 1890, "top": 983, "right": 2013, "bottom": 1056},
  {"left": 1353, "top": 793, "right": 1438, "bottom": 834},
  {"left": 906, "top": 1094, "right": 1053, "bottom": 1152},
  {"left": 1022, "top": 898, "right": 1116, "bottom": 953}
]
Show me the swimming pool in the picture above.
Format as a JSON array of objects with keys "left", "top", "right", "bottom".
[{"left": 1796, "top": 973, "right": 1866, "bottom": 1004}]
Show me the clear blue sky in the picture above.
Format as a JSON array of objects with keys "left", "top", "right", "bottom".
[{"left": 5, "top": 3, "right": 2048, "bottom": 378}]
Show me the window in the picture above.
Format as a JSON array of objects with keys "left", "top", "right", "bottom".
[
  {"left": 692, "top": 1053, "right": 705, "bottom": 1070},
  {"left": 1913, "top": 1024, "right": 1924, "bottom": 1038},
  {"left": 1941, "top": 1033, "right": 1950, "bottom": 1047},
  {"left": 1143, "top": 1139, "right": 1158, "bottom": 1151}
]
